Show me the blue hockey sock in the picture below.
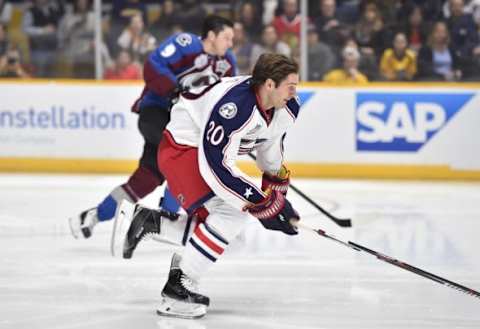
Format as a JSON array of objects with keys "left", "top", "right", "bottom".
[
  {"left": 160, "top": 187, "right": 180, "bottom": 213},
  {"left": 96, "top": 185, "right": 136, "bottom": 222},
  {"left": 97, "top": 195, "right": 117, "bottom": 221}
]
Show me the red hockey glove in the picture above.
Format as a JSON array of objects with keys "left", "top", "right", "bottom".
[
  {"left": 261, "top": 165, "right": 290, "bottom": 195},
  {"left": 245, "top": 190, "right": 299, "bottom": 235}
]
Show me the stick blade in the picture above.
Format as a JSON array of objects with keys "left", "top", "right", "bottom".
[{"left": 332, "top": 217, "right": 352, "bottom": 228}]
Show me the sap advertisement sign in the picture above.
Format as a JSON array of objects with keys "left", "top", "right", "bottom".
[{"left": 356, "top": 92, "right": 474, "bottom": 152}]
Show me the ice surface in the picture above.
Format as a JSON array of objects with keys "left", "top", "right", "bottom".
[{"left": 0, "top": 174, "right": 479, "bottom": 329}]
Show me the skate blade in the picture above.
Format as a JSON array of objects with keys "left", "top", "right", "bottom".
[
  {"left": 156, "top": 297, "right": 207, "bottom": 319},
  {"left": 68, "top": 217, "right": 80, "bottom": 239},
  {"left": 110, "top": 200, "right": 135, "bottom": 257}
]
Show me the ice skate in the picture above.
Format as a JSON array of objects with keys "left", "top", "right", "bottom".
[
  {"left": 157, "top": 253, "right": 209, "bottom": 319},
  {"left": 69, "top": 208, "right": 98, "bottom": 239},
  {"left": 122, "top": 204, "right": 179, "bottom": 259}
]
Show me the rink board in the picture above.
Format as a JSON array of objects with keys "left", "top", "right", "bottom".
[{"left": 0, "top": 80, "right": 479, "bottom": 179}]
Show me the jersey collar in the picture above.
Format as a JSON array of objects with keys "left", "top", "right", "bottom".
[{"left": 254, "top": 90, "right": 274, "bottom": 125}]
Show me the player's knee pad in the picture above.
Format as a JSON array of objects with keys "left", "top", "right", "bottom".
[{"left": 203, "top": 197, "right": 251, "bottom": 242}]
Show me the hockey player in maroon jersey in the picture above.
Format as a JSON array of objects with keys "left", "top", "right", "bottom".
[{"left": 69, "top": 15, "right": 237, "bottom": 241}]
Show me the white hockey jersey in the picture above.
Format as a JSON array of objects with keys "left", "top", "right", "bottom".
[{"left": 166, "top": 76, "right": 301, "bottom": 211}]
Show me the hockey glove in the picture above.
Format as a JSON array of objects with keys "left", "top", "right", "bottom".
[
  {"left": 245, "top": 190, "right": 299, "bottom": 235},
  {"left": 261, "top": 164, "right": 290, "bottom": 195}
]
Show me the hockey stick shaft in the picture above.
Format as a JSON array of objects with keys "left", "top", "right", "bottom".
[
  {"left": 296, "top": 222, "right": 480, "bottom": 300},
  {"left": 288, "top": 183, "right": 352, "bottom": 227},
  {"left": 248, "top": 153, "right": 352, "bottom": 227}
]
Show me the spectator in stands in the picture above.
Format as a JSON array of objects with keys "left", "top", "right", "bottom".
[
  {"left": 419, "top": 0, "right": 445, "bottom": 22},
  {"left": 335, "top": 0, "right": 362, "bottom": 24},
  {"left": 417, "top": 21, "right": 463, "bottom": 81},
  {"left": 446, "top": 0, "right": 478, "bottom": 78},
  {"left": 255, "top": 24, "right": 291, "bottom": 58},
  {"left": 354, "top": 2, "right": 387, "bottom": 58},
  {"left": 272, "top": 0, "right": 302, "bottom": 49},
  {"left": 465, "top": 0, "right": 480, "bottom": 25},
  {"left": 107, "top": 0, "right": 145, "bottom": 56},
  {"left": 369, "top": 0, "right": 400, "bottom": 25},
  {"left": 379, "top": 32, "right": 417, "bottom": 81},
  {"left": 0, "top": 47, "right": 30, "bottom": 78},
  {"left": 473, "top": 40, "right": 480, "bottom": 80},
  {"left": 342, "top": 36, "right": 378, "bottom": 80},
  {"left": 232, "top": 21, "right": 262, "bottom": 75},
  {"left": 261, "top": 0, "right": 277, "bottom": 25},
  {"left": 395, "top": 1, "right": 444, "bottom": 29},
  {"left": 323, "top": 45, "right": 368, "bottom": 83},
  {"left": 314, "top": 0, "right": 346, "bottom": 49},
  {"left": 442, "top": 0, "right": 480, "bottom": 21},
  {"left": 104, "top": 49, "right": 141, "bottom": 80},
  {"left": 58, "top": 0, "right": 95, "bottom": 79},
  {"left": 150, "top": 0, "right": 181, "bottom": 42},
  {"left": 110, "top": 0, "right": 147, "bottom": 37},
  {"left": 174, "top": 0, "right": 206, "bottom": 35},
  {"left": 0, "top": 22, "right": 8, "bottom": 57},
  {"left": 306, "top": 24, "right": 336, "bottom": 81},
  {"left": 22, "top": 0, "right": 65, "bottom": 78},
  {"left": 397, "top": 5, "right": 429, "bottom": 54},
  {"left": 0, "top": 0, "right": 12, "bottom": 25},
  {"left": 236, "top": 1, "right": 263, "bottom": 43},
  {"left": 117, "top": 13, "right": 156, "bottom": 64}
]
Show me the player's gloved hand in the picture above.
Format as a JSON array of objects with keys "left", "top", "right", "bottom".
[
  {"left": 261, "top": 164, "right": 290, "bottom": 195},
  {"left": 245, "top": 190, "right": 299, "bottom": 235}
]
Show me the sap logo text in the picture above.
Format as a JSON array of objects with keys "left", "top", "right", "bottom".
[{"left": 356, "top": 92, "right": 474, "bottom": 152}]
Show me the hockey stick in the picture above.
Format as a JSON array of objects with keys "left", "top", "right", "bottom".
[
  {"left": 248, "top": 153, "right": 352, "bottom": 227},
  {"left": 296, "top": 222, "right": 480, "bottom": 300}
]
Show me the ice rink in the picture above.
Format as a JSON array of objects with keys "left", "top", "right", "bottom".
[{"left": 1, "top": 173, "right": 479, "bottom": 329}]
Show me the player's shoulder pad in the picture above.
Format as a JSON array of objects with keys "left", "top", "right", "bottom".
[
  {"left": 175, "top": 33, "right": 202, "bottom": 54},
  {"left": 157, "top": 33, "right": 202, "bottom": 59},
  {"left": 284, "top": 96, "right": 301, "bottom": 120},
  {"left": 223, "top": 49, "right": 238, "bottom": 75},
  {"left": 224, "top": 49, "right": 237, "bottom": 64},
  {"left": 208, "top": 79, "right": 256, "bottom": 129}
]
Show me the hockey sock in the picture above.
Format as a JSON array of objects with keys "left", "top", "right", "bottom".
[
  {"left": 180, "top": 222, "right": 229, "bottom": 281},
  {"left": 122, "top": 166, "right": 162, "bottom": 200},
  {"left": 97, "top": 166, "right": 161, "bottom": 222},
  {"left": 97, "top": 185, "right": 134, "bottom": 221},
  {"left": 159, "top": 186, "right": 180, "bottom": 213}
]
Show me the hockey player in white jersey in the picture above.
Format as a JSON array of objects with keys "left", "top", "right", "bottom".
[{"left": 118, "top": 54, "right": 301, "bottom": 318}]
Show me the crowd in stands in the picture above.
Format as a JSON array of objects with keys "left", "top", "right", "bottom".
[{"left": 0, "top": 0, "right": 480, "bottom": 82}]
